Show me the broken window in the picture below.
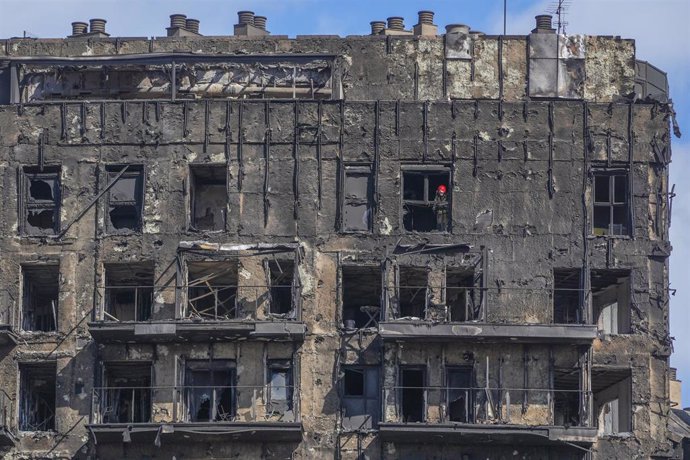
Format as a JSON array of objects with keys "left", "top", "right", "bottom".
[
  {"left": 400, "top": 367, "right": 425, "bottom": 423},
  {"left": 591, "top": 270, "right": 631, "bottom": 335},
  {"left": 553, "top": 269, "right": 582, "bottom": 324},
  {"left": 190, "top": 165, "right": 227, "bottom": 231},
  {"left": 21, "top": 167, "right": 60, "bottom": 236},
  {"left": 554, "top": 368, "right": 582, "bottom": 426},
  {"left": 446, "top": 269, "right": 477, "bottom": 322},
  {"left": 186, "top": 261, "right": 238, "bottom": 320},
  {"left": 593, "top": 368, "right": 632, "bottom": 435},
  {"left": 184, "top": 360, "right": 235, "bottom": 422},
  {"left": 19, "top": 362, "right": 56, "bottom": 431},
  {"left": 104, "top": 263, "right": 153, "bottom": 322},
  {"left": 266, "top": 259, "right": 295, "bottom": 316},
  {"left": 446, "top": 367, "right": 474, "bottom": 423},
  {"left": 341, "top": 165, "right": 373, "bottom": 232},
  {"left": 593, "top": 173, "right": 629, "bottom": 236},
  {"left": 402, "top": 168, "right": 450, "bottom": 232},
  {"left": 342, "top": 265, "right": 381, "bottom": 330},
  {"left": 341, "top": 366, "right": 379, "bottom": 429},
  {"left": 22, "top": 265, "right": 59, "bottom": 332},
  {"left": 101, "top": 362, "right": 151, "bottom": 423},
  {"left": 106, "top": 165, "right": 144, "bottom": 233},
  {"left": 398, "top": 267, "right": 428, "bottom": 319},
  {"left": 267, "top": 360, "right": 293, "bottom": 415}
]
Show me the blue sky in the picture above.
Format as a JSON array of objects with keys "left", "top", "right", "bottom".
[{"left": 1, "top": 0, "right": 689, "bottom": 404}]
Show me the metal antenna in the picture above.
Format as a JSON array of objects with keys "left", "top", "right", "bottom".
[{"left": 547, "top": 0, "right": 572, "bottom": 34}]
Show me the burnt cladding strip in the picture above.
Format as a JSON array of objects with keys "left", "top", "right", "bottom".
[
  {"left": 293, "top": 101, "right": 300, "bottom": 221},
  {"left": 203, "top": 100, "right": 210, "bottom": 153},
  {"left": 548, "top": 102, "right": 555, "bottom": 198},
  {"left": 264, "top": 100, "right": 271, "bottom": 227},
  {"left": 374, "top": 100, "right": 380, "bottom": 215},
  {"left": 628, "top": 103, "right": 635, "bottom": 240},
  {"left": 238, "top": 102, "right": 244, "bottom": 192},
  {"left": 317, "top": 100, "right": 323, "bottom": 210}
]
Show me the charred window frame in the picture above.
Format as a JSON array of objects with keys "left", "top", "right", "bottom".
[
  {"left": 267, "top": 360, "right": 293, "bottom": 414},
  {"left": 401, "top": 166, "right": 451, "bottom": 233},
  {"left": 21, "top": 264, "right": 59, "bottom": 332},
  {"left": 554, "top": 367, "right": 583, "bottom": 426},
  {"left": 19, "top": 166, "right": 61, "bottom": 236},
  {"left": 100, "top": 362, "right": 152, "bottom": 424},
  {"left": 188, "top": 164, "right": 227, "bottom": 232},
  {"left": 396, "top": 266, "right": 428, "bottom": 319},
  {"left": 341, "top": 265, "right": 382, "bottom": 330},
  {"left": 592, "top": 171, "right": 630, "bottom": 237},
  {"left": 340, "top": 164, "right": 374, "bottom": 233},
  {"left": 445, "top": 268, "right": 479, "bottom": 322},
  {"left": 185, "top": 260, "right": 238, "bottom": 321},
  {"left": 591, "top": 270, "right": 631, "bottom": 335},
  {"left": 593, "top": 368, "right": 632, "bottom": 435},
  {"left": 399, "top": 366, "right": 426, "bottom": 423},
  {"left": 184, "top": 359, "right": 236, "bottom": 422},
  {"left": 341, "top": 366, "right": 380, "bottom": 429},
  {"left": 265, "top": 259, "right": 297, "bottom": 317},
  {"left": 553, "top": 269, "right": 583, "bottom": 324},
  {"left": 19, "top": 362, "right": 56, "bottom": 432},
  {"left": 105, "top": 165, "right": 144, "bottom": 233},
  {"left": 445, "top": 366, "right": 475, "bottom": 423},
  {"left": 103, "top": 263, "right": 154, "bottom": 322}
]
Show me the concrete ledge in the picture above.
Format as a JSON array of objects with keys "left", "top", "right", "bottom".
[
  {"left": 88, "top": 321, "right": 306, "bottom": 343},
  {"left": 378, "top": 322, "right": 598, "bottom": 343},
  {"left": 86, "top": 422, "right": 303, "bottom": 444},
  {"left": 378, "top": 423, "right": 597, "bottom": 445}
]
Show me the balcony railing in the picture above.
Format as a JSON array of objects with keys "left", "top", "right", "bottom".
[
  {"left": 382, "top": 386, "right": 590, "bottom": 427},
  {"left": 93, "top": 284, "right": 300, "bottom": 322},
  {"left": 91, "top": 385, "right": 299, "bottom": 425}
]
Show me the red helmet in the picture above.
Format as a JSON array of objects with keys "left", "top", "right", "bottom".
[{"left": 437, "top": 185, "right": 447, "bottom": 194}]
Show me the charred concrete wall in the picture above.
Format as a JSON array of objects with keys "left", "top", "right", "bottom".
[{"left": 0, "top": 21, "right": 675, "bottom": 460}]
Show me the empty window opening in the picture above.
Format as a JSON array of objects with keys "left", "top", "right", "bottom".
[
  {"left": 267, "top": 259, "right": 295, "bottom": 316},
  {"left": 401, "top": 368, "right": 425, "bottom": 423},
  {"left": 342, "top": 265, "right": 381, "bottom": 329},
  {"left": 342, "top": 166, "right": 373, "bottom": 232},
  {"left": 591, "top": 270, "right": 631, "bottom": 335},
  {"left": 267, "top": 360, "right": 293, "bottom": 415},
  {"left": 187, "top": 261, "right": 238, "bottom": 320},
  {"left": 398, "top": 267, "right": 428, "bottom": 319},
  {"left": 190, "top": 165, "right": 227, "bottom": 231},
  {"left": 102, "top": 362, "right": 151, "bottom": 423},
  {"left": 19, "top": 363, "right": 56, "bottom": 431},
  {"left": 185, "top": 360, "right": 235, "bottom": 422},
  {"left": 22, "top": 167, "right": 60, "bottom": 235},
  {"left": 342, "top": 366, "right": 380, "bottom": 430},
  {"left": 446, "top": 367, "right": 474, "bottom": 423},
  {"left": 593, "top": 173, "right": 629, "bottom": 236},
  {"left": 553, "top": 269, "right": 582, "bottom": 324},
  {"left": 554, "top": 368, "right": 581, "bottom": 426},
  {"left": 593, "top": 368, "right": 632, "bottom": 435},
  {"left": 106, "top": 165, "right": 144, "bottom": 232},
  {"left": 22, "top": 265, "right": 59, "bottom": 332},
  {"left": 402, "top": 169, "right": 450, "bottom": 232},
  {"left": 446, "top": 269, "right": 477, "bottom": 322},
  {"left": 104, "top": 263, "right": 154, "bottom": 322}
]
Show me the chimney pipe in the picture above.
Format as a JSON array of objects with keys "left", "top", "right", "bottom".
[
  {"left": 238, "top": 11, "right": 255, "bottom": 25},
  {"left": 170, "top": 14, "right": 187, "bottom": 29},
  {"left": 185, "top": 18, "right": 200, "bottom": 34},
  {"left": 417, "top": 10, "right": 434, "bottom": 25},
  {"left": 370, "top": 21, "right": 385, "bottom": 35},
  {"left": 71, "top": 21, "right": 88, "bottom": 36},
  {"left": 253, "top": 16, "right": 267, "bottom": 30},
  {"left": 89, "top": 18, "right": 107, "bottom": 34},
  {"left": 534, "top": 14, "right": 554, "bottom": 31},
  {"left": 387, "top": 16, "right": 404, "bottom": 31}
]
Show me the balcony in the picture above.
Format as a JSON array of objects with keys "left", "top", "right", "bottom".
[
  {"left": 86, "top": 384, "right": 302, "bottom": 445},
  {"left": 378, "top": 285, "right": 598, "bottom": 343},
  {"left": 88, "top": 284, "right": 305, "bottom": 343},
  {"left": 379, "top": 386, "right": 597, "bottom": 446},
  {"left": 0, "top": 390, "right": 16, "bottom": 445}
]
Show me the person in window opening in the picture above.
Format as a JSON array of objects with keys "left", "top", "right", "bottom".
[{"left": 433, "top": 184, "right": 448, "bottom": 231}]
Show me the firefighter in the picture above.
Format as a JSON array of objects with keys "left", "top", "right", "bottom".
[{"left": 433, "top": 184, "right": 448, "bottom": 231}]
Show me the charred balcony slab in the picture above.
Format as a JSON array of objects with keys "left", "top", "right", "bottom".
[
  {"left": 378, "top": 322, "right": 597, "bottom": 343},
  {"left": 378, "top": 423, "right": 597, "bottom": 446},
  {"left": 88, "top": 320, "right": 306, "bottom": 343},
  {"left": 86, "top": 422, "right": 302, "bottom": 445}
]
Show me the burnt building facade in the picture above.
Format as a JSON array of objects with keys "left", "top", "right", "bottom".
[{"left": 0, "top": 9, "right": 678, "bottom": 460}]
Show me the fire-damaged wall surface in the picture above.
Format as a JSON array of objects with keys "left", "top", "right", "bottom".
[{"left": 0, "top": 10, "right": 679, "bottom": 460}]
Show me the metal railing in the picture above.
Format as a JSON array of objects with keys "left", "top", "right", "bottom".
[
  {"left": 382, "top": 386, "right": 591, "bottom": 427},
  {"left": 91, "top": 385, "right": 298, "bottom": 424},
  {"left": 93, "top": 284, "right": 300, "bottom": 322},
  {"left": 385, "top": 285, "right": 593, "bottom": 325}
]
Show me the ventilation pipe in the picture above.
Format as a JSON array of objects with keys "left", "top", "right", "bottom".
[
  {"left": 170, "top": 14, "right": 187, "bottom": 29},
  {"left": 370, "top": 21, "right": 385, "bottom": 35},
  {"left": 414, "top": 10, "right": 437, "bottom": 36},
  {"left": 238, "top": 11, "right": 255, "bottom": 25},
  {"left": 387, "top": 17, "right": 404, "bottom": 31},
  {"left": 253, "top": 16, "right": 267, "bottom": 30},
  {"left": 234, "top": 10, "right": 269, "bottom": 36},
  {"left": 185, "top": 19, "right": 200, "bottom": 34},
  {"left": 71, "top": 22, "right": 88, "bottom": 36},
  {"left": 532, "top": 14, "right": 555, "bottom": 33},
  {"left": 89, "top": 18, "right": 107, "bottom": 34}
]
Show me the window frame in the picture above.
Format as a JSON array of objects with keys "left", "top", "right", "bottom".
[
  {"left": 19, "top": 166, "right": 62, "bottom": 236},
  {"left": 266, "top": 359, "right": 293, "bottom": 414},
  {"left": 183, "top": 359, "right": 236, "bottom": 423},
  {"left": 341, "top": 365, "right": 380, "bottom": 429},
  {"left": 340, "top": 163, "right": 374, "bottom": 233},
  {"left": 104, "top": 164, "right": 145, "bottom": 234},
  {"left": 592, "top": 170, "right": 630, "bottom": 237},
  {"left": 400, "top": 165, "right": 452, "bottom": 233},
  {"left": 188, "top": 163, "right": 228, "bottom": 233}
]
